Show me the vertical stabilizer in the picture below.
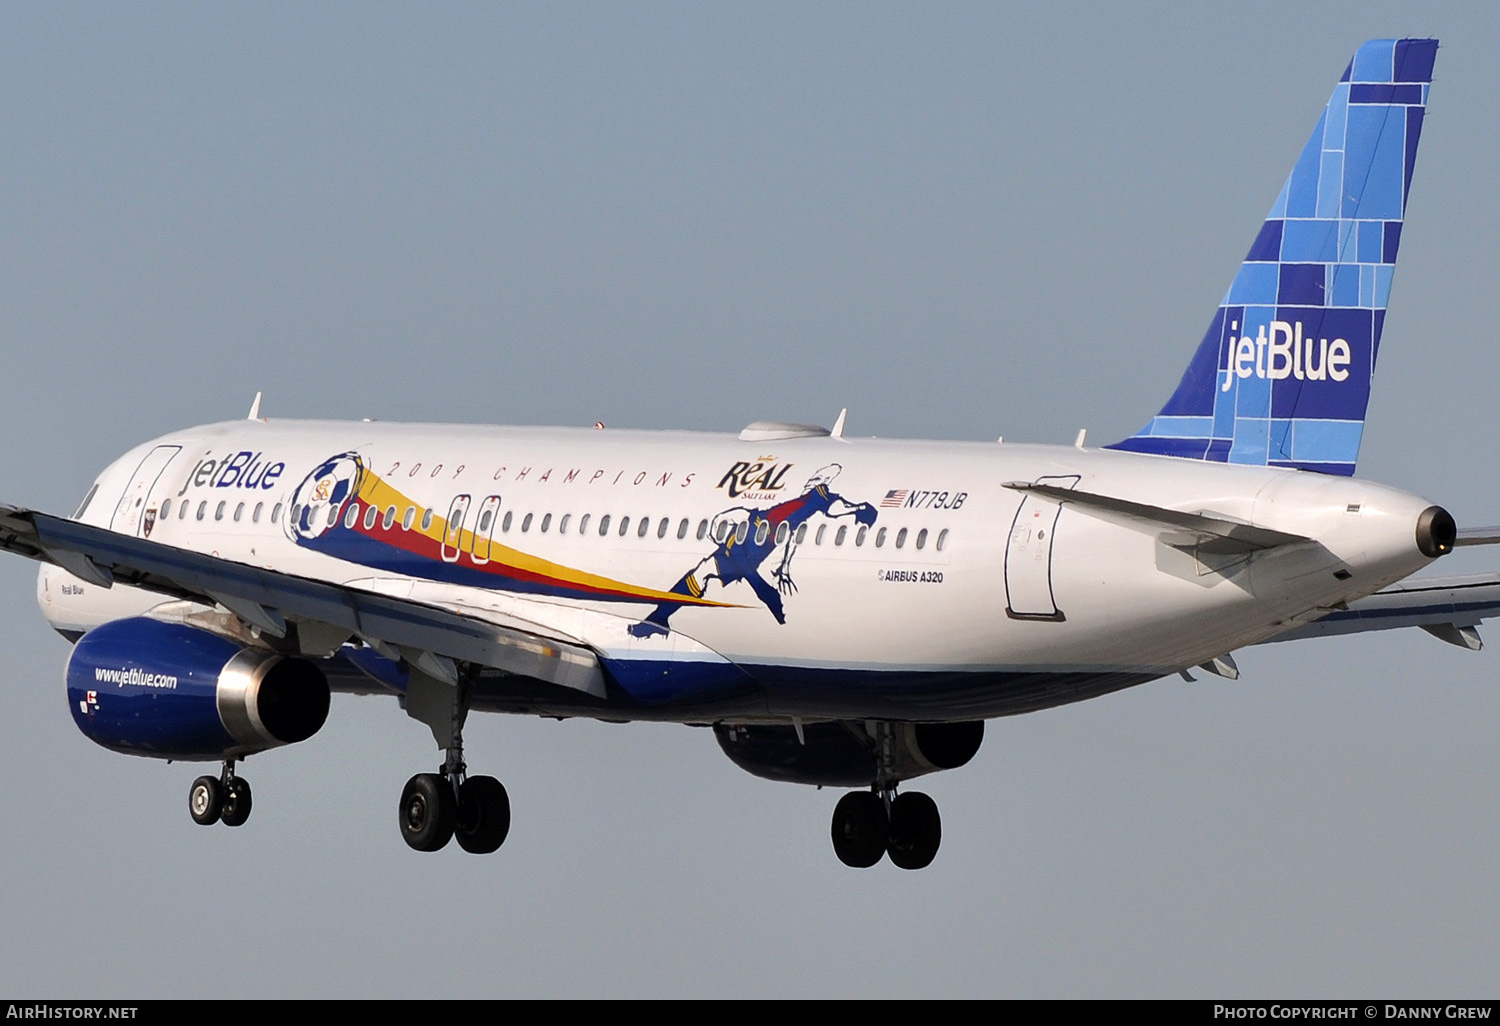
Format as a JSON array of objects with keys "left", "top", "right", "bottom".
[{"left": 1109, "top": 39, "right": 1437, "bottom": 476}]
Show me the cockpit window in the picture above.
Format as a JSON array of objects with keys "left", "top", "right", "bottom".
[{"left": 72, "top": 484, "right": 99, "bottom": 520}]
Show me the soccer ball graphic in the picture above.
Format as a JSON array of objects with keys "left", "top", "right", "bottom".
[{"left": 285, "top": 452, "right": 365, "bottom": 542}]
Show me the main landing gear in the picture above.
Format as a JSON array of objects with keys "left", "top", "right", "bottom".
[
  {"left": 829, "top": 722, "right": 942, "bottom": 869},
  {"left": 831, "top": 787, "right": 942, "bottom": 870},
  {"left": 400, "top": 766, "right": 511, "bottom": 854},
  {"left": 188, "top": 760, "right": 253, "bottom": 828},
  {"left": 397, "top": 660, "right": 511, "bottom": 854}
]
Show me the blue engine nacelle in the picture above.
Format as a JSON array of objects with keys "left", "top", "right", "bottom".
[
  {"left": 713, "top": 720, "right": 984, "bottom": 787},
  {"left": 66, "top": 617, "right": 330, "bottom": 760}
]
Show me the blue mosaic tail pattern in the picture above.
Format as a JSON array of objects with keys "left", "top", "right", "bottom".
[{"left": 1108, "top": 39, "right": 1437, "bottom": 477}]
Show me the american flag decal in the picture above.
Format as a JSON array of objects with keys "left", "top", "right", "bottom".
[{"left": 880, "top": 489, "right": 908, "bottom": 508}]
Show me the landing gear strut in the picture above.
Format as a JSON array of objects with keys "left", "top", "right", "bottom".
[
  {"left": 188, "top": 760, "right": 253, "bottom": 828},
  {"left": 829, "top": 723, "right": 942, "bottom": 869},
  {"left": 398, "top": 661, "right": 510, "bottom": 854}
]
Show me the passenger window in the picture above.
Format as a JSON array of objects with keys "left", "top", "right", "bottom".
[
  {"left": 714, "top": 521, "right": 730, "bottom": 544},
  {"left": 754, "top": 521, "right": 769, "bottom": 545},
  {"left": 835, "top": 524, "right": 847, "bottom": 546},
  {"left": 560, "top": 514, "right": 572, "bottom": 534},
  {"left": 640, "top": 517, "right": 651, "bottom": 539},
  {"left": 181, "top": 500, "right": 190, "bottom": 520},
  {"left": 915, "top": 528, "right": 927, "bottom": 550},
  {"left": 215, "top": 502, "right": 226, "bottom": 522},
  {"left": 196, "top": 501, "right": 207, "bottom": 521},
  {"left": 697, "top": 519, "right": 709, "bottom": 541},
  {"left": 855, "top": 525, "right": 868, "bottom": 547},
  {"left": 522, "top": 513, "right": 533, "bottom": 533},
  {"left": 160, "top": 499, "right": 172, "bottom": 520},
  {"left": 775, "top": 522, "right": 789, "bottom": 545},
  {"left": 936, "top": 529, "right": 949, "bottom": 552},
  {"left": 502, "top": 510, "right": 513, "bottom": 533},
  {"left": 327, "top": 504, "right": 340, "bottom": 527},
  {"left": 734, "top": 521, "right": 748, "bottom": 545},
  {"left": 253, "top": 503, "right": 263, "bottom": 524},
  {"left": 795, "top": 524, "right": 807, "bottom": 544},
  {"left": 598, "top": 514, "right": 611, "bottom": 536},
  {"left": 479, "top": 509, "right": 493, "bottom": 533},
  {"left": 288, "top": 503, "right": 299, "bottom": 526},
  {"left": 233, "top": 503, "right": 244, "bottom": 523},
  {"left": 676, "top": 518, "right": 688, "bottom": 540},
  {"left": 271, "top": 503, "right": 282, "bottom": 525},
  {"left": 403, "top": 506, "right": 415, "bottom": 531},
  {"left": 617, "top": 516, "right": 629, "bottom": 537},
  {"left": 816, "top": 524, "right": 826, "bottom": 545},
  {"left": 578, "top": 513, "right": 590, "bottom": 535},
  {"left": 383, "top": 505, "right": 396, "bottom": 530},
  {"left": 363, "top": 505, "right": 378, "bottom": 530},
  {"left": 541, "top": 513, "right": 552, "bottom": 533}
]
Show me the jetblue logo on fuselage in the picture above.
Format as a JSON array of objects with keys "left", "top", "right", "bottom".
[
  {"left": 1219, "top": 320, "right": 1352, "bottom": 392},
  {"left": 175, "top": 451, "right": 286, "bottom": 496}
]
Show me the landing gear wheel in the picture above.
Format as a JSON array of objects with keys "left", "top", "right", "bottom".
[
  {"left": 886, "top": 791, "right": 941, "bottom": 870},
  {"left": 400, "top": 772, "right": 456, "bottom": 852},
  {"left": 455, "top": 775, "right": 511, "bottom": 854},
  {"left": 220, "top": 777, "right": 253, "bottom": 827},
  {"left": 189, "top": 775, "right": 222, "bottom": 826},
  {"left": 831, "top": 791, "right": 888, "bottom": 868}
]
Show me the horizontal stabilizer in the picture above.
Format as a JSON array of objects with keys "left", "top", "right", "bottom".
[
  {"left": 1002, "top": 482, "right": 1313, "bottom": 550},
  {"left": 1455, "top": 526, "right": 1500, "bottom": 546},
  {"left": 1265, "top": 573, "right": 1500, "bottom": 643}
]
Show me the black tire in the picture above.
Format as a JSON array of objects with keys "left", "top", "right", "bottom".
[
  {"left": 220, "top": 777, "right": 253, "bottom": 828},
  {"left": 830, "top": 791, "right": 888, "bottom": 868},
  {"left": 189, "top": 775, "right": 222, "bottom": 826},
  {"left": 455, "top": 775, "right": 511, "bottom": 854},
  {"left": 886, "top": 791, "right": 941, "bottom": 870},
  {"left": 400, "top": 773, "right": 455, "bottom": 852}
]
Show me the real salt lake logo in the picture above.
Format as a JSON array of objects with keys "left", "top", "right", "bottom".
[
  {"left": 1220, "top": 320, "right": 1354, "bottom": 392},
  {"left": 285, "top": 452, "right": 366, "bottom": 542}
]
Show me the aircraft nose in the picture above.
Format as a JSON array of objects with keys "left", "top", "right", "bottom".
[{"left": 1416, "top": 505, "right": 1457, "bottom": 557}]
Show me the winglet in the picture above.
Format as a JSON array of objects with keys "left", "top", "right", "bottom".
[{"left": 247, "top": 392, "right": 263, "bottom": 420}]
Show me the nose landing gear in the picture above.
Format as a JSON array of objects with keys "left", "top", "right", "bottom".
[{"left": 188, "top": 761, "right": 253, "bottom": 828}]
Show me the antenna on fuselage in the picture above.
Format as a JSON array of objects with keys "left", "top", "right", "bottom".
[{"left": 247, "top": 392, "right": 263, "bottom": 420}]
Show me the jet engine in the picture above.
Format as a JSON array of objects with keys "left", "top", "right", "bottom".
[
  {"left": 66, "top": 616, "right": 329, "bottom": 760},
  {"left": 713, "top": 719, "right": 984, "bottom": 786}
]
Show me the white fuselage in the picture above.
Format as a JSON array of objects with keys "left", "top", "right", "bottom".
[{"left": 38, "top": 418, "right": 1442, "bottom": 721}]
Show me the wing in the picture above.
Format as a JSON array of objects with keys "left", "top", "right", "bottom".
[{"left": 0, "top": 505, "right": 607, "bottom": 697}]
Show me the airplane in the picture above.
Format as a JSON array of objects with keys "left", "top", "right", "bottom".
[{"left": 3, "top": 37, "right": 1498, "bottom": 871}]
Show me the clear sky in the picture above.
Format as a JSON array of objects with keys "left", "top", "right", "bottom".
[{"left": 4, "top": 2, "right": 1500, "bottom": 998}]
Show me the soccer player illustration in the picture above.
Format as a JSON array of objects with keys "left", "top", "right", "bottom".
[{"left": 628, "top": 463, "right": 878, "bottom": 638}]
